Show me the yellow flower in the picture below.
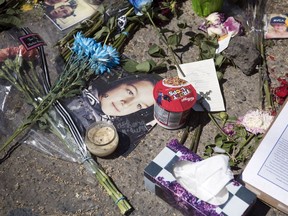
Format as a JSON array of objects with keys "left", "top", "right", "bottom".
[
  {"left": 21, "top": 4, "right": 33, "bottom": 11},
  {"left": 21, "top": 0, "right": 39, "bottom": 12},
  {"left": 285, "top": 18, "right": 288, "bottom": 27}
]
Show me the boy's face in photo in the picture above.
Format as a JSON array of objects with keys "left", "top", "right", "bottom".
[
  {"left": 50, "top": 5, "right": 73, "bottom": 19},
  {"left": 100, "top": 80, "right": 155, "bottom": 116},
  {"left": 272, "top": 23, "right": 287, "bottom": 32}
]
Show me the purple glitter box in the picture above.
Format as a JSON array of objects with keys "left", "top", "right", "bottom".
[{"left": 144, "top": 139, "right": 257, "bottom": 216}]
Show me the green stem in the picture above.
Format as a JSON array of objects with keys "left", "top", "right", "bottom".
[
  {"left": 0, "top": 91, "right": 57, "bottom": 153},
  {"left": 124, "top": 7, "right": 133, "bottom": 17},
  {"left": 86, "top": 160, "right": 132, "bottom": 215},
  {"left": 234, "top": 133, "right": 255, "bottom": 158},
  {"left": 197, "top": 99, "right": 237, "bottom": 143}
]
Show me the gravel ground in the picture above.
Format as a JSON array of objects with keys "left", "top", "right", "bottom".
[{"left": 0, "top": 0, "right": 287, "bottom": 216}]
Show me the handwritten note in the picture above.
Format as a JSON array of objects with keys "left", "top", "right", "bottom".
[{"left": 177, "top": 58, "right": 225, "bottom": 112}]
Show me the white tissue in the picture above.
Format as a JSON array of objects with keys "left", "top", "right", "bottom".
[{"left": 173, "top": 155, "right": 233, "bottom": 205}]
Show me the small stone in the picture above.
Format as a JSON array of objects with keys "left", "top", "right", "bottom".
[{"left": 223, "top": 36, "right": 261, "bottom": 76}]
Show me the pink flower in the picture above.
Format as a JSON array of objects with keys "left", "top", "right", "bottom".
[
  {"left": 223, "top": 17, "right": 241, "bottom": 37},
  {"left": 223, "top": 123, "right": 235, "bottom": 136},
  {"left": 238, "top": 110, "right": 274, "bottom": 134},
  {"left": 199, "top": 13, "right": 241, "bottom": 38}
]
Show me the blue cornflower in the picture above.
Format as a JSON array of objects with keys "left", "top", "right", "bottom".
[
  {"left": 128, "top": 0, "right": 153, "bottom": 15},
  {"left": 73, "top": 32, "right": 99, "bottom": 57},
  {"left": 90, "top": 44, "right": 120, "bottom": 74},
  {"left": 71, "top": 32, "right": 120, "bottom": 75}
]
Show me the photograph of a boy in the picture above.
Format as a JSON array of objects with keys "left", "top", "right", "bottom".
[
  {"left": 64, "top": 70, "right": 161, "bottom": 155},
  {"left": 44, "top": 0, "right": 100, "bottom": 30},
  {"left": 265, "top": 15, "right": 288, "bottom": 39}
]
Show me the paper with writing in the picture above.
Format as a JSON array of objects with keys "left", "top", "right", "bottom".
[
  {"left": 177, "top": 58, "right": 225, "bottom": 112},
  {"left": 242, "top": 100, "right": 288, "bottom": 205}
]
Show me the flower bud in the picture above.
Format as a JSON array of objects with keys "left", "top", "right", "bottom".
[{"left": 219, "top": 112, "right": 228, "bottom": 121}]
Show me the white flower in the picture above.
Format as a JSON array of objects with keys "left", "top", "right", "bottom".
[
  {"left": 206, "top": 12, "right": 222, "bottom": 25},
  {"left": 207, "top": 24, "right": 227, "bottom": 37},
  {"left": 238, "top": 110, "right": 274, "bottom": 134}
]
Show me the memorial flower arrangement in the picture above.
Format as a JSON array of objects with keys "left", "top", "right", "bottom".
[
  {"left": 199, "top": 12, "right": 241, "bottom": 37},
  {"left": 58, "top": 0, "right": 180, "bottom": 74},
  {"left": 0, "top": 0, "right": 26, "bottom": 31},
  {"left": 126, "top": 0, "right": 186, "bottom": 76},
  {"left": 203, "top": 109, "right": 274, "bottom": 167},
  {"left": 0, "top": 32, "right": 132, "bottom": 214}
]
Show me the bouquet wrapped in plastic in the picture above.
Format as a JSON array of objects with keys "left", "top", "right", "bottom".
[{"left": 0, "top": 27, "right": 131, "bottom": 215}]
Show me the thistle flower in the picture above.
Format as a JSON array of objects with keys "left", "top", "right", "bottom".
[{"left": 238, "top": 110, "right": 274, "bottom": 135}]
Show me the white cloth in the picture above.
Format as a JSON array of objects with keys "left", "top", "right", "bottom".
[{"left": 173, "top": 155, "right": 233, "bottom": 205}]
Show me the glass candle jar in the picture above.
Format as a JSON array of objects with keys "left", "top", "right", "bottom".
[{"left": 85, "top": 122, "right": 119, "bottom": 157}]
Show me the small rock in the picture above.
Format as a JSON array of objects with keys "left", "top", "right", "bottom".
[{"left": 223, "top": 36, "right": 261, "bottom": 76}]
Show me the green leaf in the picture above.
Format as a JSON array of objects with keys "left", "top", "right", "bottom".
[
  {"left": 63, "top": 89, "right": 81, "bottom": 98},
  {"left": 160, "top": 28, "right": 174, "bottom": 34},
  {"left": 215, "top": 134, "right": 224, "bottom": 146},
  {"left": 97, "top": 4, "right": 105, "bottom": 14},
  {"left": 122, "top": 59, "right": 138, "bottom": 73},
  {"left": 0, "top": 0, "right": 6, "bottom": 5},
  {"left": 167, "top": 32, "right": 182, "bottom": 47},
  {"left": 0, "top": 15, "right": 22, "bottom": 27},
  {"left": 93, "top": 26, "right": 109, "bottom": 40},
  {"left": 203, "top": 144, "right": 215, "bottom": 157},
  {"left": 191, "top": 33, "right": 206, "bottom": 46},
  {"left": 147, "top": 60, "right": 167, "bottom": 72},
  {"left": 156, "top": 13, "right": 169, "bottom": 22},
  {"left": 222, "top": 141, "right": 234, "bottom": 153},
  {"left": 6, "top": 8, "right": 17, "bottom": 15},
  {"left": 216, "top": 71, "right": 223, "bottom": 80},
  {"left": 146, "top": 59, "right": 156, "bottom": 67},
  {"left": 177, "top": 22, "right": 188, "bottom": 29},
  {"left": 215, "top": 55, "right": 224, "bottom": 67},
  {"left": 107, "top": 16, "right": 116, "bottom": 30},
  {"left": 148, "top": 44, "right": 166, "bottom": 58},
  {"left": 136, "top": 61, "right": 151, "bottom": 72}
]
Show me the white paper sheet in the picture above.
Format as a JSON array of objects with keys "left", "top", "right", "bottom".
[
  {"left": 242, "top": 100, "right": 288, "bottom": 206},
  {"left": 177, "top": 58, "right": 225, "bottom": 112},
  {"left": 216, "top": 33, "right": 232, "bottom": 54}
]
